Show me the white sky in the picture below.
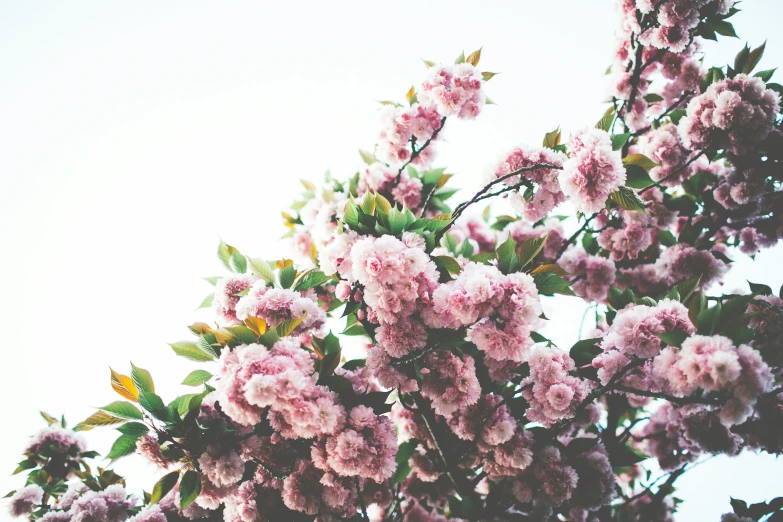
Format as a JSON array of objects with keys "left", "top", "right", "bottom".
[{"left": 1, "top": 1, "right": 781, "bottom": 520}]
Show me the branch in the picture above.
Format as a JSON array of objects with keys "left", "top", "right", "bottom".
[
  {"left": 395, "top": 117, "right": 447, "bottom": 183},
  {"left": 611, "top": 384, "right": 724, "bottom": 406},
  {"left": 355, "top": 476, "right": 369, "bottom": 521},
  {"left": 639, "top": 149, "right": 706, "bottom": 194},
  {"left": 434, "top": 163, "right": 562, "bottom": 242},
  {"left": 555, "top": 213, "right": 598, "bottom": 260}
]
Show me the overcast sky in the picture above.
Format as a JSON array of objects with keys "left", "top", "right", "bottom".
[{"left": 1, "top": 1, "right": 781, "bottom": 520}]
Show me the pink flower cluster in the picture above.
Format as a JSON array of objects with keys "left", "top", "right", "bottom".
[
  {"left": 234, "top": 283, "right": 326, "bottom": 338},
  {"left": 376, "top": 104, "right": 442, "bottom": 167},
  {"left": 427, "top": 262, "right": 543, "bottom": 364},
  {"left": 653, "top": 335, "right": 774, "bottom": 425},
  {"left": 521, "top": 345, "right": 591, "bottom": 427},
  {"left": 596, "top": 209, "right": 654, "bottom": 261},
  {"left": 420, "top": 350, "right": 481, "bottom": 417},
  {"left": 281, "top": 460, "right": 358, "bottom": 518},
  {"left": 216, "top": 340, "right": 345, "bottom": 436},
  {"left": 447, "top": 394, "right": 516, "bottom": 448},
  {"left": 9, "top": 485, "right": 43, "bottom": 518},
  {"left": 213, "top": 274, "right": 257, "bottom": 325},
  {"left": 679, "top": 74, "right": 780, "bottom": 156},
  {"left": 26, "top": 425, "right": 86, "bottom": 460},
  {"left": 135, "top": 434, "right": 171, "bottom": 469},
  {"left": 491, "top": 145, "right": 566, "bottom": 221},
  {"left": 636, "top": 123, "right": 692, "bottom": 185},
  {"left": 654, "top": 243, "right": 728, "bottom": 289},
  {"left": 418, "top": 63, "right": 485, "bottom": 120},
  {"left": 559, "top": 248, "right": 617, "bottom": 302},
  {"left": 30, "top": 484, "right": 139, "bottom": 522},
  {"left": 561, "top": 129, "right": 627, "bottom": 213},
  {"left": 324, "top": 233, "right": 439, "bottom": 329},
  {"left": 358, "top": 162, "right": 424, "bottom": 211},
  {"left": 637, "top": 0, "right": 735, "bottom": 53},
  {"left": 312, "top": 405, "right": 397, "bottom": 482},
  {"left": 600, "top": 298, "right": 694, "bottom": 361}
]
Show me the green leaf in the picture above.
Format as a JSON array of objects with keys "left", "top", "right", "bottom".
[
  {"left": 257, "top": 329, "right": 280, "bottom": 348},
  {"left": 454, "top": 50, "right": 465, "bottom": 64},
  {"left": 278, "top": 264, "right": 297, "bottom": 289},
  {"left": 669, "top": 108, "right": 687, "bottom": 125},
  {"left": 343, "top": 201, "right": 359, "bottom": 228},
  {"left": 612, "top": 444, "right": 650, "bottom": 467},
  {"left": 100, "top": 401, "right": 143, "bottom": 420},
  {"left": 342, "top": 359, "right": 366, "bottom": 371},
  {"left": 169, "top": 340, "right": 216, "bottom": 362},
  {"left": 622, "top": 153, "right": 660, "bottom": 170},
  {"left": 323, "top": 331, "right": 341, "bottom": 355},
  {"left": 734, "top": 44, "right": 751, "bottom": 74},
  {"left": 151, "top": 471, "right": 180, "bottom": 505},
  {"left": 543, "top": 127, "right": 562, "bottom": 149},
  {"left": 387, "top": 207, "right": 407, "bottom": 235},
  {"left": 341, "top": 323, "right": 368, "bottom": 337},
  {"left": 676, "top": 276, "right": 702, "bottom": 303},
  {"left": 711, "top": 20, "right": 738, "bottom": 38},
  {"left": 643, "top": 93, "right": 664, "bottom": 103},
  {"left": 625, "top": 165, "right": 656, "bottom": 189},
  {"left": 754, "top": 68, "right": 777, "bottom": 82},
  {"left": 117, "top": 422, "right": 149, "bottom": 437},
  {"left": 230, "top": 251, "right": 247, "bottom": 274},
  {"left": 391, "top": 441, "right": 413, "bottom": 485},
  {"left": 74, "top": 411, "right": 125, "bottom": 432},
  {"left": 180, "top": 471, "right": 202, "bottom": 510},
  {"left": 744, "top": 41, "right": 766, "bottom": 74},
  {"left": 248, "top": 258, "right": 275, "bottom": 284},
  {"left": 203, "top": 276, "right": 221, "bottom": 286},
  {"left": 433, "top": 255, "right": 462, "bottom": 276},
  {"left": 696, "top": 301, "right": 722, "bottom": 335},
  {"left": 656, "top": 330, "right": 689, "bottom": 348},
  {"left": 658, "top": 230, "right": 677, "bottom": 247},
  {"left": 359, "top": 149, "right": 375, "bottom": 165},
  {"left": 182, "top": 370, "right": 213, "bottom": 387},
  {"left": 569, "top": 338, "right": 603, "bottom": 366},
  {"left": 496, "top": 236, "right": 519, "bottom": 274},
  {"left": 610, "top": 186, "right": 646, "bottom": 212},
  {"left": 130, "top": 363, "right": 155, "bottom": 395},
  {"left": 748, "top": 281, "right": 772, "bottom": 295},
  {"left": 518, "top": 236, "right": 547, "bottom": 269},
  {"left": 595, "top": 111, "right": 614, "bottom": 132},
  {"left": 294, "top": 270, "right": 331, "bottom": 292},
  {"left": 139, "top": 392, "right": 168, "bottom": 421},
  {"left": 197, "top": 293, "right": 214, "bottom": 309},
  {"left": 276, "top": 316, "right": 305, "bottom": 337},
  {"left": 767, "top": 82, "right": 783, "bottom": 98},
  {"left": 533, "top": 272, "right": 576, "bottom": 296},
  {"left": 225, "top": 324, "right": 258, "bottom": 344},
  {"left": 611, "top": 133, "right": 632, "bottom": 151},
  {"left": 217, "top": 239, "right": 234, "bottom": 271},
  {"left": 106, "top": 434, "right": 140, "bottom": 460}
]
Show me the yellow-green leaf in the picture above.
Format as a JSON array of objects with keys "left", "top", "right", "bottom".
[
  {"left": 466, "top": 47, "right": 482, "bottom": 67},
  {"left": 110, "top": 368, "right": 139, "bottom": 402}
]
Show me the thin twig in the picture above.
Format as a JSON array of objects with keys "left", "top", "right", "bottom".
[
  {"left": 395, "top": 117, "right": 447, "bottom": 183},
  {"left": 435, "top": 163, "right": 561, "bottom": 242}
]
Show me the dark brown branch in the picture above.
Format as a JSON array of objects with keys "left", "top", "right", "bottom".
[
  {"left": 395, "top": 117, "right": 447, "bottom": 183},
  {"left": 435, "top": 163, "right": 562, "bottom": 242}
]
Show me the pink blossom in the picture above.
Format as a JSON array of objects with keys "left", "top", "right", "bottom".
[
  {"left": 418, "top": 63, "right": 485, "bottom": 119},
  {"left": 679, "top": 74, "right": 780, "bottom": 156},
  {"left": 560, "top": 129, "right": 626, "bottom": 213},
  {"left": 9, "top": 485, "right": 43, "bottom": 517},
  {"left": 490, "top": 145, "right": 567, "bottom": 221}
]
